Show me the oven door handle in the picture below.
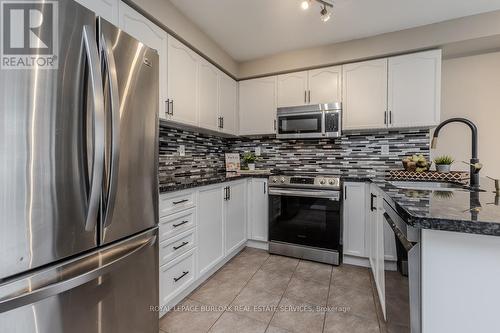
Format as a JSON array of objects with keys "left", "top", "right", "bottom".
[{"left": 268, "top": 188, "right": 339, "bottom": 200}]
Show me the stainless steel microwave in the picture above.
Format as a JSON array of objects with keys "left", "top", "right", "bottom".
[{"left": 276, "top": 103, "right": 342, "bottom": 139}]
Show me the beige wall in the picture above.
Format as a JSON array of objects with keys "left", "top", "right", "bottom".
[
  {"left": 238, "top": 10, "right": 500, "bottom": 79},
  {"left": 129, "top": 0, "right": 239, "bottom": 77},
  {"left": 433, "top": 51, "right": 500, "bottom": 179}
]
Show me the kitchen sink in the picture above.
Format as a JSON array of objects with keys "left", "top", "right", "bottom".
[{"left": 388, "top": 180, "right": 466, "bottom": 191}]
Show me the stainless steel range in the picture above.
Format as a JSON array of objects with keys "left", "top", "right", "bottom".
[{"left": 268, "top": 174, "right": 343, "bottom": 265}]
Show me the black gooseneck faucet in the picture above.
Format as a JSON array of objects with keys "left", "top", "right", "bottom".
[{"left": 431, "top": 118, "right": 481, "bottom": 189}]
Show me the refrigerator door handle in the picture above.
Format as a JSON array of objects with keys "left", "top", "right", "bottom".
[
  {"left": 82, "top": 25, "right": 105, "bottom": 232},
  {"left": 0, "top": 232, "right": 157, "bottom": 313},
  {"left": 100, "top": 33, "right": 121, "bottom": 227}
]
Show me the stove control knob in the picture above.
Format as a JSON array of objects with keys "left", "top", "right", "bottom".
[
  {"left": 329, "top": 179, "right": 335, "bottom": 185},
  {"left": 272, "top": 177, "right": 278, "bottom": 183},
  {"left": 280, "top": 177, "right": 286, "bottom": 183},
  {"left": 319, "top": 179, "right": 326, "bottom": 185}
]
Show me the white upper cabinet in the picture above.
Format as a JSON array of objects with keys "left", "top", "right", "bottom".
[
  {"left": 167, "top": 36, "right": 199, "bottom": 126},
  {"left": 308, "top": 66, "right": 342, "bottom": 104},
  {"left": 239, "top": 77, "right": 277, "bottom": 136},
  {"left": 76, "top": 0, "right": 119, "bottom": 24},
  {"left": 277, "top": 67, "right": 342, "bottom": 108},
  {"left": 343, "top": 59, "right": 388, "bottom": 130},
  {"left": 198, "top": 59, "right": 220, "bottom": 131},
  {"left": 118, "top": 3, "right": 168, "bottom": 119},
  {"left": 219, "top": 73, "right": 238, "bottom": 135},
  {"left": 388, "top": 50, "right": 441, "bottom": 128},
  {"left": 277, "top": 71, "right": 308, "bottom": 107},
  {"left": 343, "top": 182, "right": 367, "bottom": 258}
]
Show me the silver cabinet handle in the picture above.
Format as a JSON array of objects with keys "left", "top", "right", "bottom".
[
  {"left": 100, "top": 33, "right": 121, "bottom": 228},
  {"left": 384, "top": 111, "right": 387, "bottom": 125},
  {"left": 0, "top": 232, "right": 157, "bottom": 312},
  {"left": 304, "top": 90, "right": 307, "bottom": 103},
  {"left": 389, "top": 110, "right": 393, "bottom": 124},
  {"left": 82, "top": 25, "right": 105, "bottom": 232},
  {"left": 165, "top": 99, "right": 170, "bottom": 116},
  {"left": 221, "top": 116, "right": 224, "bottom": 129},
  {"left": 274, "top": 119, "right": 277, "bottom": 131},
  {"left": 170, "top": 100, "right": 174, "bottom": 115},
  {"left": 308, "top": 90, "right": 311, "bottom": 104}
]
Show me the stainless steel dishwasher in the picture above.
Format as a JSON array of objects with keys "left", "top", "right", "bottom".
[{"left": 383, "top": 200, "right": 421, "bottom": 333}]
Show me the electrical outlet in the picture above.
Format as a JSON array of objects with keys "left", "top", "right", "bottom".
[
  {"left": 381, "top": 145, "right": 389, "bottom": 155},
  {"left": 178, "top": 145, "right": 185, "bottom": 157},
  {"left": 255, "top": 146, "right": 261, "bottom": 156}
]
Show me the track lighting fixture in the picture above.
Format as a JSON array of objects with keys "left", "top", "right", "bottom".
[{"left": 300, "top": 0, "right": 333, "bottom": 23}]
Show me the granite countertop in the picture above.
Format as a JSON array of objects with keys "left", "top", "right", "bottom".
[
  {"left": 371, "top": 177, "right": 500, "bottom": 237},
  {"left": 160, "top": 171, "right": 500, "bottom": 237},
  {"left": 159, "top": 171, "right": 271, "bottom": 193}
]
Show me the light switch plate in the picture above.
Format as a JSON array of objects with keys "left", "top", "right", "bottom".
[
  {"left": 255, "top": 146, "right": 261, "bottom": 156},
  {"left": 178, "top": 145, "right": 185, "bottom": 156},
  {"left": 381, "top": 145, "right": 389, "bottom": 155}
]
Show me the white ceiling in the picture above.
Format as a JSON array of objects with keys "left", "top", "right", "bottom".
[{"left": 169, "top": 0, "right": 500, "bottom": 62}]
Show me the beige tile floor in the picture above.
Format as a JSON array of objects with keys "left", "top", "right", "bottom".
[{"left": 159, "top": 247, "right": 384, "bottom": 333}]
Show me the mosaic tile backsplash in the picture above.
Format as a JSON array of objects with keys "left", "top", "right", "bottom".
[{"left": 159, "top": 120, "right": 430, "bottom": 187}]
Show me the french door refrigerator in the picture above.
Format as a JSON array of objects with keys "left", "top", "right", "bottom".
[{"left": 0, "top": 1, "right": 159, "bottom": 332}]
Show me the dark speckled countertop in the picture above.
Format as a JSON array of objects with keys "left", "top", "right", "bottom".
[
  {"left": 370, "top": 177, "right": 500, "bottom": 237},
  {"left": 159, "top": 172, "right": 271, "bottom": 193},
  {"left": 160, "top": 172, "right": 500, "bottom": 237}
]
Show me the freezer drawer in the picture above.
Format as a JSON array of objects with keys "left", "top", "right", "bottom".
[
  {"left": 0, "top": 229, "right": 159, "bottom": 333},
  {"left": 159, "top": 208, "right": 196, "bottom": 242},
  {"left": 160, "top": 249, "right": 196, "bottom": 307}
]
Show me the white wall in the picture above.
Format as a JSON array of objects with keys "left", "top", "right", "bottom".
[
  {"left": 130, "top": 0, "right": 239, "bottom": 76},
  {"left": 432, "top": 51, "right": 500, "bottom": 179}
]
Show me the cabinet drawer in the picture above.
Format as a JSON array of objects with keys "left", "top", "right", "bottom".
[
  {"left": 160, "top": 192, "right": 195, "bottom": 217},
  {"left": 159, "top": 208, "right": 196, "bottom": 242},
  {"left": 160, "top": 249, "right": 196, "bottom": 306},
  {"left": 159, "top": 229, "right": 196, "bottom": 266}
]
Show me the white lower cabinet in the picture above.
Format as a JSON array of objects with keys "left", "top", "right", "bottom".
[
  {"left": 159, "top": 249, "right": 196, "bottom": 307},
  {"left": 343, "top": 182, "right": 367, "bottom": 257},
  {"left": 197, "top": 185, "right": 224, "bottom": 276},
  {"left": 224, "top": 181, "right": 247, "bottom": 254},
  {"left": 248, "top": 179, "right": 268, "bottom": 242}
]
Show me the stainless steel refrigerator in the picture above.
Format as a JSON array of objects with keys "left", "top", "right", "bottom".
[{"left": 0, "top": 1, "right": 159, "bottom": 332}]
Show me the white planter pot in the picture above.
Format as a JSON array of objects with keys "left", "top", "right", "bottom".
[
  {"left": 248, "top": 163, "right": 255, "bottom": 171},
  {"left": 436, "top": 164, "right": 451, "bottom": 173}
]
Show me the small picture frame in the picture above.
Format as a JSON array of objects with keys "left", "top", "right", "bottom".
[{"left": 225, "top": 153, "right": 241, "bottom": 172}]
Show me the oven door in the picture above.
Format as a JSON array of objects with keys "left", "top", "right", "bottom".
[
  {"left": 268, "top": 188, "right": 341, "bottom": 251},
  {"left": 277, "top": 112, "right": 324, "bottom": 139}
]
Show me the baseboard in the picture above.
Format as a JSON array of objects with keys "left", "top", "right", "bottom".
[
  {"left": 159, "top": 243, "right": 246, "bottom": 318},
  {"left": 343, "top": 254, "right": 370, "bottom": 267},
  {"left": 246, "top": 239, "right": 269, "bottom": 250}
]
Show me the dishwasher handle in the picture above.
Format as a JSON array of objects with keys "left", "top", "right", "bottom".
[{"left": 383, "top": 212, "right": 414, "bottom": 252}]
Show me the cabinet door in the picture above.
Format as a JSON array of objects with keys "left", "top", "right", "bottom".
[
  {"left": 383, "top": 217, "right": 397, "bottom": 261},
  {"left": 167, "top": 36, "right": 198, "bottom": 126},
  {"left": 198, "top": 59, "right": 219, "bottom": 131},
  {"left": 248, "top": 179, "right": 268, "bottom": 242},
  {"left": 118, "top": 3, "right": 168, "bottom": 119},
  {"left": 343, "top": 182, "right": 366, "bottom": 257},
  {"left": 239, "top": 77, "right": 277, "bottom": 135},
  {"left": 198, "top": 186, "right": 224, "bottom": 276},
  {"left": 219, "top": 73, "right": 238, "bottom": 135},
  {"left": 225, "top": 181, "right": 247, "bottom": 254},
  {"left": 388, "top": 50, "right": 441, "bottom": 128},
  {"left": 76, "top": 0, "right": 118, "bottom": 24},
  {"left": 308, "top": 66, "right": 342, "bottom": 104},
  {"left": 375, "top": 193, "right": 386, "bottom": 317},
  {"left": 277, "top": 71, "right": 308, "bottom": 107},
  {"left": 342, "top": 59, "right": 388, "bottom": 130}
]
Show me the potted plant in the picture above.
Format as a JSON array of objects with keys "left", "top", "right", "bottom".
[
  {"left": 434, "top": 155, "right": 454, "bottom": 173},
  {"left": 242, "top": 152, "right": 257, "bottom": 170}
]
